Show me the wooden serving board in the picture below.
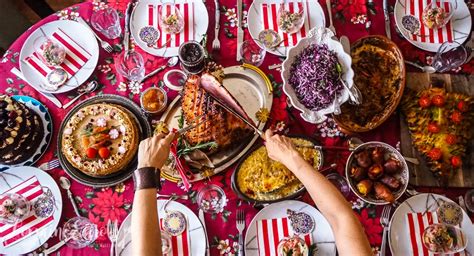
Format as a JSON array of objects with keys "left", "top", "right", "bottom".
[{"left": 400, "top": 72, "right": 474, "bottom": 188}]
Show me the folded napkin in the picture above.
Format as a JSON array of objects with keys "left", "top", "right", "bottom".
[
  {"left": 256, "top": 217, "right": 313, "bottom": 256},
  {"left": 261, "top": 1, "right": 311, "bottom": 47},
  {"left": 159, "top": 218, "right": 191, "bottom": 256},
  {"left": 404, "top": 0, "right": 454, "bottom": 43},
  {"left": 406, "top": 212, "right": 466, "bottom": 256},
  {"left": 0, "top": 176, "right": 54, "bottom": 247},
  {"left": 24, "top": 28, "right": 92, "bottom": 82},
  {"left": 147, "top": 3, "right": 195, "bottom": 48}
]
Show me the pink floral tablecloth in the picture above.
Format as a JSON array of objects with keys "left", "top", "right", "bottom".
[{"left": 0, "top": 0, "right": 473, "bottom": 255}]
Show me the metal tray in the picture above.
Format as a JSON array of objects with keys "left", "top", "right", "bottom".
[
  {"left": 160, "top": 65, "right": 273, "bottom": 182},
  {"left": 57, "top": 94, "right": 152, "bottom": 187}
]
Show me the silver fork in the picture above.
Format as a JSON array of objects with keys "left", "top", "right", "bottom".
[
  {"left": 380, "top": 205, "right": 392, "bottom": 256},
  {"left": 212, "top": 0, "right": 221, "bottom": 51},
  {"left": 236, "top": 210, "right": 246, "bottom": 256},
  {"left": 77, "top": 17, "right": 113, "bottom": 53},
  {"left": 38, "top": 159, "right": 60, "bottom": 171},
  {"left": 107, "top": 220, "right": 119, "bottom": 256}
]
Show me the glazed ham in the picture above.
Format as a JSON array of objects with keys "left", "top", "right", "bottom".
[{"left": 181, "top": 74, "right": 253, "bottom": 149}]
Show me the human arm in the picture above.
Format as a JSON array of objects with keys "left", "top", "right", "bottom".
[
  {"left": 264, "top": 130, "right": 372, "bottom": 256},
  {"left": 131, "top": 133, "right": 176, "bottom": 256}
]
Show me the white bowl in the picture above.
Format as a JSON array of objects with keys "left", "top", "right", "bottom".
[{"left": 281, "top": 27, "right": 354, "bottom": 124}]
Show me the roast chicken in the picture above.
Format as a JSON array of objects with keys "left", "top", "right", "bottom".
[{"left": 181, "top": 74, "right": 254, "bottom": 149}]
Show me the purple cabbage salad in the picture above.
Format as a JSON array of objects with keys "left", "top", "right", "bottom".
[{"left": 288, "top": 44, "right": 344, "bottom": 111}]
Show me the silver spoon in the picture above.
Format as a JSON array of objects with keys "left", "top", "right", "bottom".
[
  {"left": 140, "top": 56, "right": 179, "bottom": 83},
  {"left": 62, "top": 81, "right": 98, "bottom": 109},
  {"left": 59, "top": 176, "right": 81, "bottom": 217},
  {"left": 405, "top": 61, "right": 436, "bottom": 73}
]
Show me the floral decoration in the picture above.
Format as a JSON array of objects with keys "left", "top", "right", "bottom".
[
  {"left": 334, "top": 0, "right": 376, "bottom": 25},
  {"left": 355, "top": 207, "right": 383, "bottom": 246},
  {"left": 56, "top": 7, "right": 80, "bottom": 21}
]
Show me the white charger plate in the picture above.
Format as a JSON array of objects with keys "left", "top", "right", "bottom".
[
  {"left": 245, "top": 200, "right": 336, "bottom": 256},
  {"left": 116, "top": 200, "right": 206, "bottom": 255},
  {"left": 389, "top": 193, "right": 474, "bottom": 255},
  {"left": 130, "top": 0, "right": 209, "bottom": 57},
  {"left": 247, "top": 0, "right": 326, "bottom": 57},
  {"left": 0, "top": 166, "right": 63, "bottom": 255},
  {"left": 394, "top": 0, "right": 472, "bottom": 52},
  {"left": 19, "top": 20, "right": 99, "bottom": 94}
]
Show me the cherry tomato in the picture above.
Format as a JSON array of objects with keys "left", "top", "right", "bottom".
[
  {"left": 431, "top": 95, "right": 445, "bottom": 107},
  {"left": 445, "top": 134, "right": 457, "bottom": 145},
  {"left": 427, "top": 148, "right": 442, "bottom": 161},
  {"left": 418, "top": 96, "right": 431, "bottom": 108},
  {"left": 450, "top": 156, "right": 462, "bottom": 168},
  {"left": 457, "top": 101, "right": 468, "bottom": 112},
  {"left": 86, "top": 147, "right": 97, "bottom": 158},
  {"left": 427, "top": 122, "right": 441, "bottom": 133},
  {"left": 98, "top": 147, "right": 110, "bottom": 159},
  {"left": 451, "top": 111, "right": 463, "bottom": 123}
]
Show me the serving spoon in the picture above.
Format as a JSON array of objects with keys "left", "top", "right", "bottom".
[
  {"left": 59, "top": 176, "right": 81, "bottom": 217},
  {"left": 63, "top": 81, "right": 98, "bottom": 109},
  {"left": 405, "top": 61, "right": 436, "bottom": 73},
  {"left": 140, "top": 56, "right": 179, "bottom": 83}
]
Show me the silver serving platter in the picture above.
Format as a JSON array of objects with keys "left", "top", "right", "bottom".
[{"left": 160, "top": 65, "right": 273, "bottom": 183}]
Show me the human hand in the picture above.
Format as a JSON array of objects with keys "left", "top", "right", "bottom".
[
  {"left": 137, "top": 132, "right": 177, "bottom": 169},
  {"left": 264, "top": 129, "right": 300, "bottom": 166}
]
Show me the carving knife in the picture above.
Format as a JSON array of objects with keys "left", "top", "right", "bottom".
[
  {"left": 383, "top": 0, "right": 391, "bottom": 39},
  {"left": 236, "top": 0, "right": 243, "bottom": 61}
]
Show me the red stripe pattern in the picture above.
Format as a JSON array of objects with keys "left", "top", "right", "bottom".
[
  {"left": 147, "top": 3, "right": 195, "bottom": 48},
  {"left": 405, "top": 0, "right": 454, "bottom": 43},
  {"left": 159, "top": 218, "right": 190, "bottom": 256},
  {"left": 256, "top": 217, "right": 313, "bottom": 256},
  {"left": 406, "top": 212, "right": 466, "bottom": 256},
  {"left": 261, "top": 2, "right": 311, "bottom": 47},
  {"left": 24, "top": 28, "right": 92, "bottom": 82},
  {"left": 0, "top": 176, "right": 54, "bottom": 247}
]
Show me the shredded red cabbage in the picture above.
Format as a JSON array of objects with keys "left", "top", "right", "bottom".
[{"left": 288, "top": 44, "right": 343, "bottom": 111}]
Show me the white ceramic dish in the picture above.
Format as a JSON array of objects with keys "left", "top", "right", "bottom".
[
  {"left": 389, "top": 193, "right": 474, "bottom": 255},
  {"left": 281, "top": 27, "right": 354, "bottom": 124},
  {"left": 116, "top": 200, "right": 206, "bottom": 255},
  {"left": 394, "top": 0, "right": 472, "bottom": 52},
  {"left": 247, "top": 0, "right": 326, "bottom": 57},
  {"left": 130, "top": 0, "right": 209, "bottom": 57},
  {"left": 19, "top": 20, "right": 99, "bottom": 94},
  {"left": 244, "top": 200, "right": 336, "bottom": 256},
  {"left": 0, "top": 166, "right": 62, "bottom": 255}
]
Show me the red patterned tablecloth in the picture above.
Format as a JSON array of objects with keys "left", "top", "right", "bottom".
[{"left": 0, "top": 0, "right": 473, "bottom": 255}]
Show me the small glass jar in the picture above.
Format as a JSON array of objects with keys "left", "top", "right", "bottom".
[
  {"left": 33, "top": 186, "right": 55, "bottom": 219},
  {"left": 158, "top": 3, "right": 185, "bottom": 34},
  {"left": 0, "top": 193, "right": 30, "bottom": 225},
  {"left": 33, "top": 37, "right": 66, "bottom": 67},
  {"left": 140, "top": 87, "right": 168, "bottom": 115},
  {"left": 422, "top": 223, "right": 467, "bottom": 254},
  {"left": 178, "top": 41, "right": 206, "bottom": 74},
  {"left": 90, "top": 7, "right": 122, "bottom": 39},
  {"left": 197, "top": 184, "right": 227, "bottom": 214},
  {"left": 62, "top": 216, "right": 98, "bottom": 249}
]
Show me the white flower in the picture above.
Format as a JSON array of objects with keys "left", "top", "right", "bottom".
[
  {"left": 117, "top": 82, "right": 127, "bottom": 92},
  {"left": 128, "top": 81, "right": 142, "bottom": 95},
  {"left": 96, "top": 117, "right": 107, "bottom": 127},
  {"left": 109, "top": 129, "right": 119, "bottom": 139},
  {"left": 225, "top": 8, "right": 238, "bottom": 27},
  {"left": 57, "top": 10, "right": 69, "bottom": 20},
  {"left": 64, "top": 128, "right": 73, "bottom": 135},
  {"left": 119, "top": 125, "right": 126, "bottom": 134},
  {"left": 118, "top": 146, "right": 126, "bottom": 154},
  {"left": 351, "top": 198, "right": 367, "bottom": 210},
  {"left": 69, "top": 11, "right": 79, "bottom": 21}
]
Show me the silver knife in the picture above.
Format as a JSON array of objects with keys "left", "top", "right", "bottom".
[
  {"left": 123, "top": 2, "right": 134, "bottom": 52},
  {"left": 236, "top": 0, "right": 244, "bottom": 61},
  {"left": 383, "top": 0, "right": 391, "bottom": 39},
  {"left": 198, "top": 209, "right": 211, "bottom": 256},
  {"left": 10, "top": 67, "right": 63, "bottom": 108}
]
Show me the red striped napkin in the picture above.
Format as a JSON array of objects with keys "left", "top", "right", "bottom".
[
  {"left": 404, "top": 0, "right": 454, "bottom": 43},
  {"left": 159, "top": 218, "right": 190, "bottom": 256},
  {"left": 261, "top": 2, "right": 311, "bottom": 47},
  {"left": 256, "top": 217, "right": 313, "bottom": 256},
  {"left": 24, "top": 28, "right": 92, "bottom": 81},
  {"left": 406, "top": 212, "right": 466, "bottom": 256},
  {"left": 147, "top": 3, "right": 195, "bottom": 48},
  {"left": 0, "top": 176, "right": 54, "bottom": 247}
]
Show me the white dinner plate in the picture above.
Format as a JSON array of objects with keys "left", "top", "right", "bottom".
[
  {"left": 0, "top": 166, "right": 63, "bottom": 255},
  {"left": 394, "top": 0, "right": 472, "bottom": 52},
  {"left": 389, "top": 193, "right": 474, "bottom": 255},
  {"left": 245, "top": 200, "right": 336, "bottom": 255},
  {"left": 247, "top": 0, "right": 326, "bottom": 57},
  {"left": 116, "top": 200, "right": 206, "bottom": 255},
  {"left": 19, "top": 20, "right": 99, "bottom": 94},
  {"left": 130, "top": 0, "right": 209, "bottom": 57}
]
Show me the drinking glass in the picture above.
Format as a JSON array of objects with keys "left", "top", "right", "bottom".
[
  {"left": 90, "top": 7, "right": 121, "bottom": 39},
  {"left": 158, "top": 3, "right": 185, "bottom": 34},
  {"left": 277, "top": 2, "right": 305, "bottom": 34},
  {"left": 178, "top": 41, "right": 206, "bottom": 74},
  {"left": 432, "top": 41, "right": 468, "bottom": 72},
  {"left": 115, "top": 51, "right": 145, "bottom": 82},
  {"left": 240, "top": 40, "right": 266, "bottom": 67},
  {"left": 197, "top": 184, "right": 227, "bottom": 214},
  {"left": 33, "top": 36, "right": 66, "bottom": 67},
  {"left": 422, "top": 223, "right": 467, "bottom": 254},
  {"left": 62, "top": 216, "right": 98, "bottom": 249},
  {"left": 0, "top": 193, "right": 30, "bottom": 224}
]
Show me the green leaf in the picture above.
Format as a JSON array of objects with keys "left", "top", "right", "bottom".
[
  {"left": 104, "top": 57, "right": 114, "bottom": 64},
  {"left": 92, "top": 242, "right": 100, "bottom": 251},
  {"left": 106, "top": 73, "right": 115, "bottom": 80},
  {"left": 18, "top": 84, "right": 25, "bottom": 89},
  {"left": 110, "top": 77, "right": 117, "bottom": 86},
  {"left": 129, "top": 92, "right": 134, "bottom": 99},
  {"left": 10, "top": 57, "right": 16, "bottom": 63},
  {"left": 74, "top": 196, "right": 83, "bottom": 204},
  {"left": 6, "top": 78, "right": 13, "bottom": 84},
  {"left": 123, "top": 203, "right": 132, "bottom": 210},
  {"left": 158, "top": 80, "right": 165, "bottom": 88},
  {"left": 80, "top": 208, "right": 88, "bottom": 215},
  {"left": 211, "top": 212, "right": 217, "bottom": 220},
  {"left": 85, "top": 191, "right": 95, "bottom": 199},
  {"left": 89, "top": 203, "right": 95, "bottom": 209},
  {"left": 113, "top": 43, "right": 123, "bottom": 52}
]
